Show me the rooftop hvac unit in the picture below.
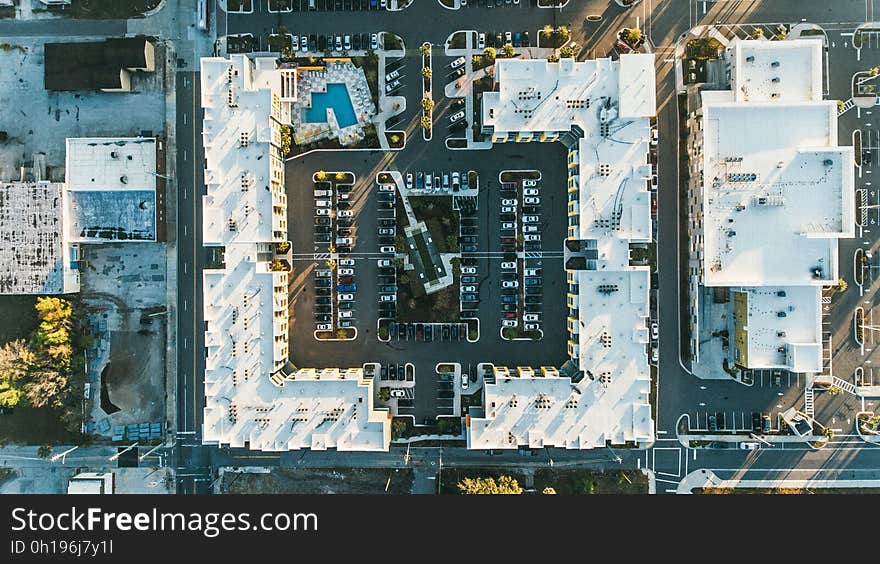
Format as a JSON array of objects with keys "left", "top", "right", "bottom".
[
  {"left": 120, "top": 175, "right": 128, "bottom": 184},
  {"left": 110, "top": 151, "right": 119, "bottom": 159},
  {"left": 771, "top": 61, "right": 780, "bottom": 68}
]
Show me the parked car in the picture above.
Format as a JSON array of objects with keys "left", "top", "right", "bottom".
[
  {"left": 371, "top": 33, "right": 379, "bottom": 50},
  {"left": 450, "top": 56, "right": 466, "bottom": 69},
  {"left": 523, "top": 179, "right": 538, "bottom": 187},
  {"left": 380, "top": 245, "right": 395, "bottom": 254},
  {"left": 338, "top": 293, "right": 354, "bottom": 301},
  {"left": 524, "top": 234, "right": 541, "bottom": 242},
  {"left": 461, "top": 286, "right": 476, "bottom": 293},
  {"left": 316, "top": 323, "right": 332, "bottom": 331},
  {"left": 386, "top": 68, "right": 401, "bottom": 82},
  {"left": 385, "top": 79, "right": 402, "bottom": 93},
  {"left": 524, "top": 278, "right": 541, "bottom": 286},
  {"left": 523, "top": 313, "right": 539, "bottom": 322},
  {"left": 338, "top": 210, "right": 354, "bottom": 218},
  {"left": 461, "top": 266, "right": 476, "bottom": 274},
  {"left": 501, "top": 261, "right": 516, "bottom": 270},
  {"left": 339, "top": 310, "right": 354, "bottom": 319},
  {"left": 478, "top": 33, "right": 486, "bottom": 49},
  {"left": 523, "top": 215, "right": 539, "bottom": 223},
  {"left": 524, "top": 197, "right": 540, "bottom": 205},
  {"left": 501, "top": 206, "right": 515, "bottom": 214},
  {"left": 449, "top": 110, "right": 466, "bottom": 123},
  {"left": 651, "top": 322, "right": 659, "bottom": 340},
  {"left": 461, "top": 276, "right": 477, "bottom": 284},
  {"left": 390, "top": 389, "right": 406, "bottom": 398},
  {"left": 502, "top": 280, "right": 519, "bottom": 288},
  {"left": 380, "top": 294, "right": 396, "bottom": 302}
]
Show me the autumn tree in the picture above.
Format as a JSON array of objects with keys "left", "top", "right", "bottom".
[
  {"left": 502, "top": 44, "right": 515, "bottom": 58},
  {"left": 457, "top": 475, "right": 523, "bottom": 495}
]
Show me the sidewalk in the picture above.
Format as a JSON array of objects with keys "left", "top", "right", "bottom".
[{"left": 677, "top": 469, "right": 880, "bottom": 494}]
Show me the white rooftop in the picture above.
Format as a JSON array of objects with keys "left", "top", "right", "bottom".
[
  {"left": 730, "top": 39, "right": 823, "bottom": 103},
  {"left": 701, "top": 100, "right": 853, "bottom": 286},
  {"left": 482, "top": 55, "right": 655, "bottom": 135},
  {"left": 732, "top": 286, "right": 822, "bottom": 372},
  {"left": 201, "top": 55, "right": 283, "bottom": 245},
  {"left": 65, "top": 137, "right": 156, "bottom": 192}
]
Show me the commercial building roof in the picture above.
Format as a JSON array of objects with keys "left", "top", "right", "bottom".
[
  {"left": 482, "top": 55, "right": 654, "bottom": 136},
  {"left": 66, "top": 137, "right": 157, "bottom": 192},
  {"left": 44, "top": 38, "right": 153, "bottom": 91},
  {"left": 0, "top": 181, "right": 78, "bottom": 294},
  {"left": 700, "top": 99, "right": 853, "bottom": 287},
  {"left": 732, "top": 286, "right": 822, "bottom": 372},
  {"left": 730, "top": 39, "right": 823, "bottom": 103}
]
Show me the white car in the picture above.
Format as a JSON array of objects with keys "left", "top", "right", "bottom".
[
  {"left": 338, "top": 268, "right": 354, "bottom": 276},
  {"left": 377, "top": 259, "right": 392, "bottom": 267},
  {"left": 316, "top": 208, "right": 331, "bottom": 216},
  {"left": 450, "top": 56, "right": 466, "bottom": 69},
  {"left": 336, "top": 237, "right": 353, "bottom": 246},
  {"left": 315, "top": 269, "right": 332, "bottom": 278},
  {"left": 501, "top": 261, "right": 516, "bottom": 270},
  {"left": 739, "top": 442, "right": 760, "bottom": 450},
  {"left": 406, "top": 173, "right": 414, "bottom": 190},
  {"left": 523, "top": 179, "right": 538, "bottom": 187},
  {"left": 522, "top": 225, "right": 538, "bottom": 233},
  {"left": 380, "top": 294, "right": 396, "bottom": 302},
  {"left": 523, "top": 188, "right": 539, "bottom": 196},
  {"left": 505, "top": 31, "right": 512, "bottom": 44},
  {"left": 338, "top": 192, "right": 351, "bottom": 200},
  {"left": 502, "top": 280, "right": 519, "bottom": 288},
  {"left": 344, "top": 35, "right": 352, "bottom": 51},
  {"left": 390, "top": 389, "right": 406, "bottom": 398},
  {"left": 316, "top": 199, "right": 331, "bottom": 207},
  {"left": 501, "top": 199, "right": 517, "bottom": 206},
  {"left": 338, "top": 293, "right": 354, "bottom": 301},
  {"left": 385, "top": 69, "right": 401, "bottom": 82},
  {"left": 478, "top": 33, "right": 486, "bottom": 50},
  {"left": 524, "top": 234, "right": 541, "bottom": 242},
  {"left": 385, "top": 79, "right": 402, "bottom": 94},
  {"left": 651, "top": 347, "right": 658, "bottom": 363},
  {"left": 501, "top": 222, "right": 515, "bottom": 230},
  {"left": 449, "top": 110, "right": 466, "bottom": 123},
  {"left": 461, "top": 266, "right": 476, "bottom": 274},
  {"left": 650, "top": 127, "right": 658, "bottom": 146},
  {"left": 371, "top": 33, "right": 378, "bottom": 51},
  {"left": 461, "top": 286, "right": 476, "bottom": 293},
  {"left": 524, "top": 268, "right": 540, "bottom": 277},
  {"left": 502, "top": 319, "right": 517, "bottom": 328},
  {"left": 501, "top": 206, "right": 515, "bottom": 214},
  {"left": 461, "top": 372, "right": 469, "bottom": 389},
  {"left": 292, "top": 35, "right": 299, "bottom": 51},
  {"left": 651, "top": 322, "right": 659, "bottom": 340},
  {"left": 524, "top": 197, "right": 540, "bottom": 205},
  {"left": 314, "top": 189, "right": 332, "bottom": 197},
  {"left": 339, "top": 259, "right": 355, "bottom": 267},
  {"left": 338, "top": 210, "right": 354, "bottom": 218},
  {"left": 339, "top": 310, "right": 354, "bottom": 319},
  {"left": 524, "top": 323, "right": 539, "bottom": 331},
  {"left": 378, "top": 184, "right": 395, "bottom": 192},
  {"left": 523, "top": 313, "right": 539, "bottom": 322},
  {"left": 380, "top": 245, "right": 395, "bottom": 254},
  {"left": 522, "top": 215, "right": 539, "bottom": 223},
  {"left": 316, "top": 323, "right": 332, "bottom": 331},
  {"left": 425, "top": 174, "right": 433, "bottom": 191},
  {"left": 301, "top": 36, "right": 308, "bottom": 52}
]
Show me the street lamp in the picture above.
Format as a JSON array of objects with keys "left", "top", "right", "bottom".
[
  {"left": 108, "top": 442, "right": 138, "bottom": 462},
  {"left": 49, "top": 446, "right": 78, "bottom": 463}
]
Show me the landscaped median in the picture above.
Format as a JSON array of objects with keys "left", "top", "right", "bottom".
[{"left": 420, "top": 43, "right": 433, "bottom": 140}]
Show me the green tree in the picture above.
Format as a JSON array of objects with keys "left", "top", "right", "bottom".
[
  {"left": 0, "top": 340, "right": 29, "bottom": 407},
  {"left": 279, "top": 125, "right": 292, "bottom": 156},
  {"left": 557, "top": 26, "right": 571, "bottom": 44},
  {"left": 626, "top": 27, "right": 643, "bottom": 46},
  {"left": 457, "top": 475, "right": 523, "bottom": 495},
  {"left": 419, "top": 43, "right": 431, "bottom": 57},
  {"left": 501, "top": 43, "right": 515, "bottom": 58},
  {"left": 391, "top": 419, "right": 408, "bottom": 439},
  {"left": 421, "top": 66, "right": 432, "bottom": 79},
  {"left": 420, "top": 97, "right": 435, "bottom": 112},
  {"left": 316, "top": 170, "right": 328, "bottom": 181},
  {"left": 37, "top": 444, "right": 52, "bottom": 459},
  {"left": 378, "top": 388, "right": 390, "bottom": 401},
  {"left": 378, "top": 325, "right": 390, "bottom": 339},
  {"left": 837, "top": 277, "right": 848, "bottom": 293},
  {"left": 483, "top": 47, "right": 496, "bottom": 63},
  {"left": 269, "top": 259, "right": 285, "bottom": 272},
  {"left": 420, "top": 115, "right": 432, "bottom": 130},
  {"left": 823, "top": 427, "right": 835, "bottom": 440}
]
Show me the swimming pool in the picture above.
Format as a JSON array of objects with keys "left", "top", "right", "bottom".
[{"left": 303, "top": 83, "right": 358, "bottom": 129}]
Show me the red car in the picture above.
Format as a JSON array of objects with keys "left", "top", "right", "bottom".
[
  {"left": 337, "top": 276, "right": 354, "bottom": 284},
  {"left": 503, "top": 312, "right": 517, "bottom": 319}
]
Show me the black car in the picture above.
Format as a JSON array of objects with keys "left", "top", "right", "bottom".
[
  {"left": 378, "top": 193, "right": 395, "bottom": 201},
  {"left": 378, "top": 267, "right": 395, "bottom": 276},
  {"left": 316, "top": 288, "right": 331, "bottom": 296},
  {"left": 461, "top": 257, "right": 478, "bottom": 266},
  {"left": 501, "top": 272, "right": 517, "bottom": 280},
  {"left": 315, "top": 226, "right": 332, "bottom": 233},
  {"left": 524, "top": 304, "right": 541, "bottom": 313},
  {"left": 318, "top": 34, "right": 327, "bottom": 51},
  {"left": 380, "top": 364, "right": 388, "bottom": 379},
  {"left": 390, "top": 364, "right": 397, "bottom": 379},
  {"left": 337, "top": 227, "right": 352, "bottom": 235},
  {"left": 407, "top": 324, "right": 415, "bottom": 339},
  {"left": 352, "top": 32, "right": 361, "bottom": 51},
  {"left": 502, "top": 303, "right": 517, "bottom": 312},
  {"left": 316, "top": 278, "right": 331, "bottom": 287},
  {"left": 337, "top": 219, "right": 353, "bottom": 227},
  {"left": 316, "top": 305, "right": 332, "bottom": 313},
  {"left": 315, "top": 216, "right": 331, "bottom": 225},
  {"left": 524, "top": 295, "right": 541, "bottom": 304},
  {"left": 525, "top": 286, "right": 542, "bottom": 295},
  {"left": 337, "top": 246, "right": 352, "bottom": 254},
  {"left": 378, "top": 201, "right": 394, "bottom": 209},
  {"left": 336, "top": 201, "right": 351, "bottom": 209},
  {"left": 362, "top": 33, "right": 370, "bottom": 50},
  {"left": 338, "top": 301, "right": 354, "bottom": 310},
  {"left": 325, "top": 33, "right": 333, "bottom": 50},
  {"left": 453, "top": 97, "right": 466, "bottom": 108},
  {"left": 460, "top": 235, "right": 478, "bottom": 244},
  {"left": 315, "top": 314, "right": 332, "bottom": 322},
  {"left": 863, "top": 150, "right": 873, "bottom": 166},
  {"left": 499, "top": 213, "right": 516, "bottom": 222},
  {"left": 309, "top": 35, "right": 318, "bottom": 51},
  {"left": 425, "top": 325, "right": 433, "bottom": 341},
  {"left": 377, "top": 275, "right": 397, "bottom": 285},
  {"left": 378, "top": 236, "right": 394, "bottom": 246},
  {"left": 397, "top": 364, "right": 405, "bottom": 380},
  {"left": 751, "top": 412, "right": 762, "bottom": 432},
  {"left": 315, "top": 234, "right": 332, "bottom": 243}
]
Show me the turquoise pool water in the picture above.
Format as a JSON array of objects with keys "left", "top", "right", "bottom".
[{"left": 303, "top": 83, "right": 358, "bottom": 128}]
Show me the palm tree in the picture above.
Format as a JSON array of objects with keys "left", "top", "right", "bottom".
[
  {"left": 420, "top": 97, "right": 435, "bottom": 112},
  {"left": 335, "top": 171, "right": 346, "bottom": 182},
  {"left": 421, "top": 66, "right": 432, "bottom": 79},
  {"left": 420, "top": 115, "right": 432, "bottom": 130},
  {"left": 419, "top": 43, "right": 431, "bottom": 57},
  {"left": 315, "top": 170, "right": 328, "bottom": 181},
  {"left": 751, "top": 28, "right": 764, "bottom": 39},
  {"left": 541, "top": 24, "right": 553, "bottom": 39}
]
